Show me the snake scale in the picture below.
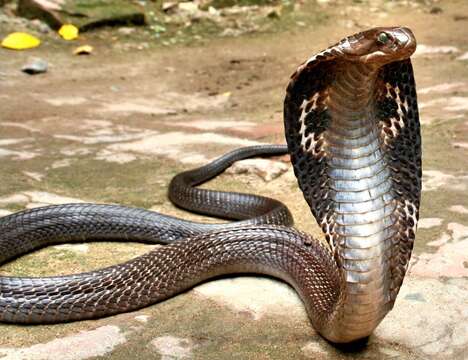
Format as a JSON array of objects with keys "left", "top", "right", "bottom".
[{"left": 0, "top": 27, "right": 421, "bottom": 344}]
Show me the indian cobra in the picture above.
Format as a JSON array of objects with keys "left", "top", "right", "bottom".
[{"left": 0, "top": 27, "right": 421, "bottom": 344}]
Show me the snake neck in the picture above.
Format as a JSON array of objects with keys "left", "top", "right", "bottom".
[{"left": 320, "top": 62, "right": 397, "bottom": 342}]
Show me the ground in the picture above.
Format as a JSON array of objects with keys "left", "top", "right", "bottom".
[{"left": 0, "top": 0, "right": 467, "bottom": 359}]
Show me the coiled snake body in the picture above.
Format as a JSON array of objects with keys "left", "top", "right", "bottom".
[{"left": 0, "top": 27, "right": 421, "bottom": 344}]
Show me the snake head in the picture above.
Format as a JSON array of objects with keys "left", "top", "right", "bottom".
[{"left": 338, "top": 27, "right": 417, "bottom": 65}]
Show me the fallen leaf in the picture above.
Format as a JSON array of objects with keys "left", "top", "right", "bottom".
[
  {"left": 1, "top": 32, "right": 41, "bottom": 50},
  {"left": 59, "top": 24, "right": 79, "bottom": 40}
]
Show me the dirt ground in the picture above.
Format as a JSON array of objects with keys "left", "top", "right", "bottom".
[{"left": 0, "top": 0, "right": 467, "bottom": 359}]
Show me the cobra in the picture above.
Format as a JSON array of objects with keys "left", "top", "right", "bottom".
[{"left": 0, "top": 27, "right": 421, "bottom": 344}]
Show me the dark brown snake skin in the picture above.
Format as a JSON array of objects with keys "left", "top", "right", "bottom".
[{"left": 0, "top": 27, "right": 421, "bottom": 344}]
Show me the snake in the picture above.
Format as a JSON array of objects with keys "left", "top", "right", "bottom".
[{"left": 0, "top": 26, "right": 421, "bottom": 344}]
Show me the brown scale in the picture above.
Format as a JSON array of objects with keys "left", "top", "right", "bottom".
[{"left": 285, "top": 29, "right": 421, "bottom": 317}]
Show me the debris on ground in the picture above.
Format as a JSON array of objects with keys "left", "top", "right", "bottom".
[
  {"left": 58, "top": 24, "right": 79, "bottom": 40},
  {"left": 21, "top": 57, "right": 48, "bottom": 74},
  {"left": 29, "top": 19, "right": 51, "bottom": 33},
  {"left": 1, "top": 31, "right": 41, "bottom": 50},
  {"left": 73, "top": 45, "right": 93, "bottom": 55},
  {"left": 117, "top": 27, "right": 136, "bottom": 36}
]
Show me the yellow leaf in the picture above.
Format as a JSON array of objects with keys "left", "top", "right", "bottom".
[
  {"left": 59, "top": 24, "right": 79, "bottom": 41},
  {"left": 73, "top": 45, "right": 93, "bottom": 55},
  {"left": 1, "top": 32, "right": 41, "bottom": 50}
]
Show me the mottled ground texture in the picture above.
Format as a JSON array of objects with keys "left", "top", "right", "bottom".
[{"left": 1, "top": 0, "right": 468, "bottom": 359}]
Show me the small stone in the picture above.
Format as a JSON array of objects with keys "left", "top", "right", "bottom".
[
  {"left": 177, "top": 1, "right": 199, "bottom": 15},
  {"left": 162, "top": 1, "right": 178, "bottom": 13},
  {"left": 73, "top": 45, "right": 93, "bottom": 55},
  {"left": 73, "top": 45, "right": 94, "bottom": 55},
  {"left": 21, "top": 57, "right": 48, "bottom": 75},
  {"left": 29, "top": 19, "right": 51, "bottom": 33},
  {"left": 118, "top": 27, "right": 135, "bottom": 35},
  {"left": 267, "top": 6, "right": 282, "bottom": 19},
  {"left": 134, "top": 315, "right": 150, "bottom": 323},
  {"left": 207, "top": 6, "right": 220, "bottom": 16},
  {"left": 429, "top": 6, "right": 443, "bottom": 14}
]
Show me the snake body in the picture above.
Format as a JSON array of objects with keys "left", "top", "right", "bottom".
[{"left": 0, "top": 27, "right": 421, "bottom": 344}]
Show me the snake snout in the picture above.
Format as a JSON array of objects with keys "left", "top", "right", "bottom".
[{"left": 391, "top": 27, "right": 417, "bottom": 56}]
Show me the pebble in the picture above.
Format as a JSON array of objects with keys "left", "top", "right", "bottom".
[
  {"left": 29, "top": 19, "right": 51, "bottom": 34},
  {"left": 118, "top": 27, "right": 136, "bottom": 35},
  {"left": 21, "top": 58, "right": 48, "bottom": 75}
]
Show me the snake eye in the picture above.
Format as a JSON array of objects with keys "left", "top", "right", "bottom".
[{"left": 377, "top": 32, "right": 390, "bottom": 45}]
